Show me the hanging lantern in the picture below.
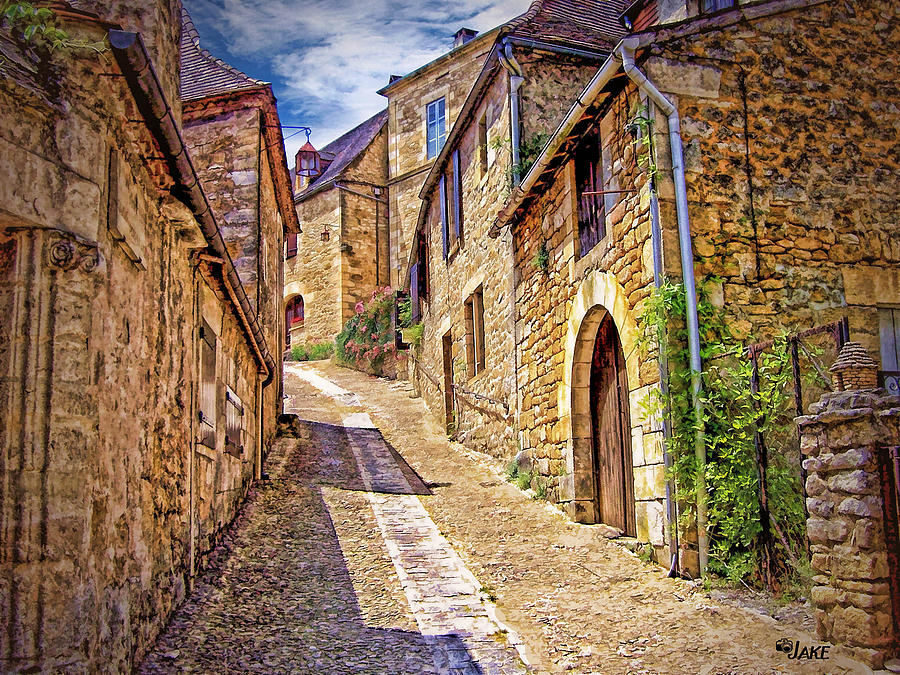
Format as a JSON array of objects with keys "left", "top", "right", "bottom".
[
  {"left": 320, "top": 227, "right": 330, "bottom": 242},
  {"left": 296, "top": 140, "right": 320, "bottom": 177}
]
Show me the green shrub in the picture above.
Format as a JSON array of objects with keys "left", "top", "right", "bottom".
[
  {"left": 288, "top": 341, "right": 333, "bottom": 362},
  {"left": 515, "top": 470, "right": 532, "bottom": 492}
]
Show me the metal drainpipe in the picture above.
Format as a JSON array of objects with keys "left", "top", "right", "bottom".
[
  {"left": 618, "top": 38, "right": 708, "bottom": 575},
  {"left": 499, "top": 40, "right": 524, "bottom": 184}
]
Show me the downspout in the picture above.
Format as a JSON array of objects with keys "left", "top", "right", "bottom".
[
  {"left": 499, "top": 39, "right": 524, "bottom": 184},
  {"left": 618, "top": 38, "right": 708, "bottom": 575}
]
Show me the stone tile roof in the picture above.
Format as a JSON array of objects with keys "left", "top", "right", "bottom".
[
  {"left": 507, "top": 0, "right": 631, "bottom": 52},
  {"left": 296, "top": 109, "right": 388, "bottom": 201},
  {"left": 180, "top": 8, "right": 267, "bottom": 101}
]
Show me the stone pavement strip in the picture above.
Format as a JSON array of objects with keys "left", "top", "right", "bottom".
[{"left": 141, "top": 362, "right": 873, "bottom": 674}]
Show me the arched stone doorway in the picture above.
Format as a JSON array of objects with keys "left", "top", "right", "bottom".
[
  {"left": 574, "top": 308, "right": 636, "bottom": 534},
  {"left": 559, "top": 270, "right": 641, "bottom": 530},
  {"left": 285, "top": 294, "right": 304, "bottom": 345}
]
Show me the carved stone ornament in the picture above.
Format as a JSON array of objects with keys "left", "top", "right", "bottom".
[{"left": 45, "top": 229, "right": 102, "bottom": 272}]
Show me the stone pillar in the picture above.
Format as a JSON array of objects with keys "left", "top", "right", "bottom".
[{"left": 797, "top": 343, "right": 900, "bottom": 668}]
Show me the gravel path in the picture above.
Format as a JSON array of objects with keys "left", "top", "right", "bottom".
[{"left": 140, "top": 361, "right": 873, "bottom": 674}]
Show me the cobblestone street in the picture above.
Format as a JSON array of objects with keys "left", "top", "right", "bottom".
[{"left": 141, "top": 363, "right": 872, "bottom": 674}]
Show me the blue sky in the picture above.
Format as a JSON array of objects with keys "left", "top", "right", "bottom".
[{"left": 183, "top": 0, "right": 530, "bottom": 161}]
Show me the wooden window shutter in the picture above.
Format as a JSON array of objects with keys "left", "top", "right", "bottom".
[
  {"left": 452, "top": 149, "right": 463, "bottom": 244},
  {"left": 199, "top": 321, "right": 216, "bottom": 448},
  {"left": 224, "top": 388, "right": 244, "bottom": 457},
  {"left": 410, "top": 262, "right": 420, "bottom": 322},
  {"left": 439, "top": 175, "right": 448, "bottom": 259},
  {"left": 286, "top": 233, "right": 298, "bottom": 258}
]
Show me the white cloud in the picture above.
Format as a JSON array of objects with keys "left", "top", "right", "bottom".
[{"left": 186, "top": 0, "right": 530, "bottom": 158}]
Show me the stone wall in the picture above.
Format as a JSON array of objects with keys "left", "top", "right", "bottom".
[
  {"left": 798, "top": 386, "right": 900, "bottom": 667},
  {"left": 0, "top": 4, "right": 280, "bottom": 670},
  {"left": 510, "top": 79, "right": 667, "bottom": 549},
  {"left": 289, "top": 190, "right": 343, "bottom": 344},
  {"left": 645, "top": 0, "right": 900, "bottom": 360},
  {"left": 384, "top": 34, "right": 494, "bottom": 289}
]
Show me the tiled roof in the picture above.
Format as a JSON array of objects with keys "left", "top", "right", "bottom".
[
  {"left": 508, "top": 0, "right": 632, "bottom": 52},
  {"left": 296, "top": 109, "right": 388, "bottom": 201},
  {"left": 180, "top": 8, "right": 267, "bottom": 101}
]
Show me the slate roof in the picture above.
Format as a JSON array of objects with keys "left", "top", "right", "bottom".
[
  {"left": 507, "top": 0, "right": 631, "bottom": 52},
  {"left": 296, "top": 109, "right": 388, "bottom": 201},
  {"left": 180, "top": 8, "right": 267, "bottom": 101}
]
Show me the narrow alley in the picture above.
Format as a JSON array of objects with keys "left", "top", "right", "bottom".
[{"left": 140, "top": 363, "right": 868, "bottom": 674}]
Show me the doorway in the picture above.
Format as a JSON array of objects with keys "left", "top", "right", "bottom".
[
  {"left": 442, "top": 331, "right": 454, "bottom": 434},
  {"left": 589, "top": 312, "right": 635, "bottom": 534}
]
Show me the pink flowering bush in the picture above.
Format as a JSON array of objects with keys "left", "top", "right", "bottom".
[{"left": 335, "top": 286, "right": 405, "bottom": 377}]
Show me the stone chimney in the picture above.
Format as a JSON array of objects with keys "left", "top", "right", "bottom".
[{"left": 453, "top": 28, "right": 478, "bottom": 49}]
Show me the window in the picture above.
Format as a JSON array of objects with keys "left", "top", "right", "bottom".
[
  {"left": 574, "top": 119, "right": 618, "bottom": 257},
  {"left": 441, "top": 149, "right": 463, "bottom": 259},
  {"left": 701, "top": 0, "right": 734, "bottom": 12},
  {"left": 426, "top": 97, "right": 446, "bottom": 159},
  {"left": 225, "top": 387, "right": 244, "bottom": 457},
  {"left": 199, "top": 320, "right": 216, "bottom": 448},
  {"left": 464, "top": 287, "right": 486, "bottom": 378},
  {"left": 477, "top": 113, "right": 488, "bottom": 176},
  {"left": 410, "top": 233, "right": 429, "bottom": 322},
  {"left": 285, "top": 296, "right": 304, "bottom": 329},
  {"left": 286, "top": 232, "right": 298, "bottom": 258},
  {"left": 880, "top": 308, "right": 900, "bottom": 395}
]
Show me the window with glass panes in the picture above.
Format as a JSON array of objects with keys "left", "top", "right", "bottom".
[{"left": 426, "top": 98, "right": 446, "bottom": 159}]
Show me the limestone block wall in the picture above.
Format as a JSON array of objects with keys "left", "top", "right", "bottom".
[
  {"left": 289, "top": 190, "right": 342, "bottom": 343},
  {"left": 646, "top": 0, "right": 900, "bottom": 360},
  {"left": 384, "top": 35, "right": 493, "bottom": 288},
  {"left": 798, "top": 387, "right": 900, "bottom": 668},
  {"left": 412, "top": 72, "right": 517, "bottom": 459},
  {"left": 0, "top": 8, "right": 274, "bottom": 671},
  {"left": 184, "top": 107, "right": 262, "bottom": 310},
  {"left": 511, "top": 81, "right": 666, "bottom": 549}
]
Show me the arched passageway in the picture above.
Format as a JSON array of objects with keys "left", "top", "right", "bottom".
[{"left": 570, "top": 306, "right": 635, "bottom": 535}]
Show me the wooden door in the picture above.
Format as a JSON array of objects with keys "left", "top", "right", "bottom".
[
  {"left": 590, "top": 314, "right": 635, "bottom": 535},
  {"left": 442, "top": 332, "right": 454, "bottom": 433}
]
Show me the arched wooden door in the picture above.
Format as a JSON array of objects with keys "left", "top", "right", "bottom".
[{"left": 590, "top": 313, "right": 636, "bottom": 535}]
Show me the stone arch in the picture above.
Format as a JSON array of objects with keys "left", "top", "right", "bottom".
[{"left": 558, "top": 270, "right": 641, "bottom": 524}]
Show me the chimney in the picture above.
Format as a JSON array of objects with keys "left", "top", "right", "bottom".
[{"left": 453, "top": 28, "right": 478, "bottom": 48}]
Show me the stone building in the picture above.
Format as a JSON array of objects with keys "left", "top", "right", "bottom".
[
  {"left": 403, "top": 1, "right": 629, "bottom": 457},
  {"left": 484, "top": 0, "right": 900, "bottom": 569},
  {"left": 0, "top": 1, "right": 296, "bottom": 671},
  {"left": 286, "top": 110, "right": 389, "bottom": 345}
]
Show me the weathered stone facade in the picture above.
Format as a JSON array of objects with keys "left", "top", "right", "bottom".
[
  {"left": 406, "top": 14, "right": 623, "bottom": 462},
  {"left": 798, "top": 366, "right": 900, "bottom": 667},
  {"left": 484, "top": 0, "right": 900, "bottom": 562},
  {"left": 381, "top": 32, "right": 496, "bottom": 290},
  {"left": 288, "top": 113, "right": 389, "bottom": 345},
  {"left": 0, "top": 3, "right": 294, "bottom": 671}
]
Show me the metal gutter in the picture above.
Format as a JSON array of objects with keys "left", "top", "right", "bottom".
[
  {"left": 504, "top": 36, "right": 611, "bottom": 61},
  {"left": 109, "top": 29, "right": 277, "bottom": 387}
]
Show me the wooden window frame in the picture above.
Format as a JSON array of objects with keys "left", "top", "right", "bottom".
[
  {"left": 224, "top": 387, "right": 244, "bottom": 457},
  {"left": 441, "top": 148, "right": 463, "bottom": 259},
  {"left": 286, "top": 232, "right": 298, "bottom": 258},
  {"left": 199, "top": 320, "right": 216, "bottom": 449},
  {"left": 464, "top": 287, "right": 486, "bottom": 379}
]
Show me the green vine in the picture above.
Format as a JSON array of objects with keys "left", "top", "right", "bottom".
[
  {"left": 530, "top": 239, "right": 549, "bottom": 272},
  {"left": 627, "top": 104, "right": 660, "bottom": 185},
  {"left": 1, "top": 1, "right": 108, "bottom": 57},
  {"left": 638, "top": 280, "right": 809, "bottom": 587}
]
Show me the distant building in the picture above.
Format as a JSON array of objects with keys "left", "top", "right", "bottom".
[{"left": 286, "top": 110, "right": 389, "bottom": 346}]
